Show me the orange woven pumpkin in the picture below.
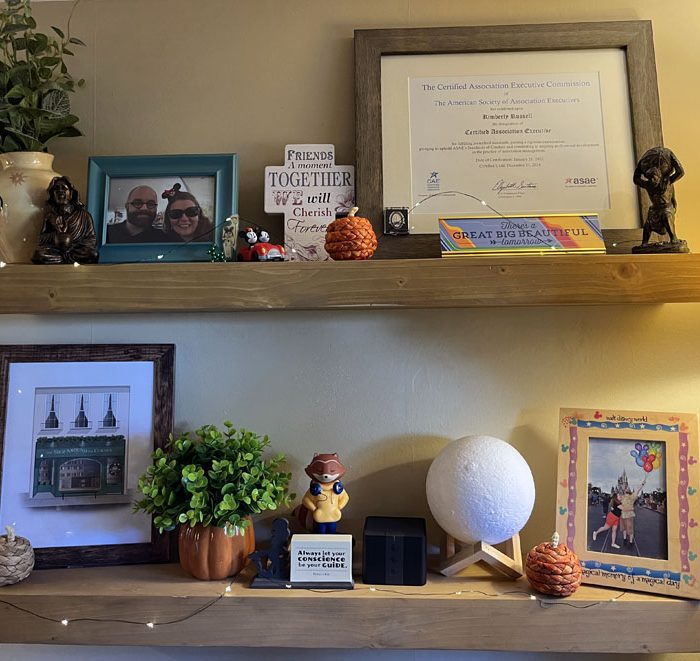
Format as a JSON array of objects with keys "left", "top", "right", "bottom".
[
  {"left": 325, "top": 207, "right": 377, "bottom": 260},
  {"left": 525, "top": 532, "right": 582, "bottom": 597}
]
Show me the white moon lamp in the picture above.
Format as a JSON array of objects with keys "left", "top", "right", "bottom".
[{"left": 426, "top": 435, "right": 535, "bottom": 577}]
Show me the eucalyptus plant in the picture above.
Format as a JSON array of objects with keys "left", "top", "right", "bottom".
[
  {"left": 0, "top": 0, "right": 85, "bottom": 152},
  {"left": 135, "top": 422, "right": 294, "bottom": 536}
]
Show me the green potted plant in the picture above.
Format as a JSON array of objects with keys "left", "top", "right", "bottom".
[
  {"left": 0, "top": 0, "right": 86, "bottom": 263},
  {"left": 135, "top": 422, "right": 294, "bottom": 580}
]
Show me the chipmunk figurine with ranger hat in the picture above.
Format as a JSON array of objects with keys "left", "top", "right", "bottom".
[{"left": 300, "top": 453, "right": 349, "bottom": 534}]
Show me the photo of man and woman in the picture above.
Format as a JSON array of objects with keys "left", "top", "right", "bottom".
[
  {"left": 105, "top": 176, "right": 215, "bottom": 244},
  {"left": 587, "top": 437, "right": 668, "bottom": 560}
]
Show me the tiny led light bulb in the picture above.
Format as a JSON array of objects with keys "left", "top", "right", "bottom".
[
  {"left": 61, "top": 619, "right": 69, "bottom": 626},
  {"left": 0, "top": 261, "right": 6, "bottom": 268},
  {"left": 157, "top": 254, "right": 164, "bottom": 260},
  {"left": 146, "top": 622, "right": 155, "bottom": 629},
  {"left": 73, "top": 261, "right": 80, "bottom": 267},
  {"left": 225, "top": 585, "right": 232, "bottom": 593},
  {"left": 480, "top": 200, "right": 487, "bottom": 206}
]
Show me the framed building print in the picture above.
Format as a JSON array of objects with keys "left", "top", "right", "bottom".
[
  {"left": 558, "top": 408, "right": 700, "bottom": 599},
  {"left": 0, "top": 344, "right": 174, "bottom": 568}
]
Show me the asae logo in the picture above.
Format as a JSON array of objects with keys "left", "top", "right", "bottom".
[
  {"left": 427, "top": 171, "right": 440, "bottom": 192},
  {"left": 564, "top": 176, "right": 598, "bottom": 186}
]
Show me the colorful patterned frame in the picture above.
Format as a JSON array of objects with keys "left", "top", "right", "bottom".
[{"left": 558, "top": 408, "right": 700, "bottom": 599}]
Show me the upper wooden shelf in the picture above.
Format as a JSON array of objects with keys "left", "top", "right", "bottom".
[
  {"left": 0, "top": 563, "right": 698, "bottom": 652},
  {"left": 1, "top": 254, "right": 699, "bottom": 314}
]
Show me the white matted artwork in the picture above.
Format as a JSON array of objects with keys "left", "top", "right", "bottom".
[
  {"left": 0, "top": 344, "right": 173, "bottom": 568},
  {"left": 0, "top": 361, "right": 154, "bottom": 549},
  {"left": 0, "top": 362, "right": 153, "bottom": 548}
]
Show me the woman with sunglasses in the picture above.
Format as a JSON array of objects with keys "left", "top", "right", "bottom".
[{"left": 162, "top": 184, "right": 214, "bottom": 242}]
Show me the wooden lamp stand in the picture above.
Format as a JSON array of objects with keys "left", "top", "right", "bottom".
[{"left": 438, "top": 533, "right": 523, "bottom": 579}]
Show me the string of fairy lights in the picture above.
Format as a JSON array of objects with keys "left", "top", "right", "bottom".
[{"left": 0, "top": 577, "right": 629, "bottom": 630}]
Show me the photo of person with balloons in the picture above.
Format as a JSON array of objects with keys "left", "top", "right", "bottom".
[{"left": 587, "top": 437, "right": 667, "bottom": 560}]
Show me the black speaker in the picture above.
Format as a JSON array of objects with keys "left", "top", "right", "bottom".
[{"left": 362, "top": 516, "right": 427, "bottom": 586}]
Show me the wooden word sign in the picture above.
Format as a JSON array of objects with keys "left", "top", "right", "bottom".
[{"left": 265, "top": 144, "right": 354, "bottom": 261}]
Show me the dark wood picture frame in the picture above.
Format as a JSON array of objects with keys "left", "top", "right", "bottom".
[
  {"left": 0, "top": 344, "right": 174, "bottom": 569},
  {"left": 355, "top": 21, "right": 663, "bottom": 259}
]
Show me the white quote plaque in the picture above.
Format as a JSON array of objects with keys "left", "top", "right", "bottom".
[{"left": 290, "top": 534, "right": 353, "bottom": 586}]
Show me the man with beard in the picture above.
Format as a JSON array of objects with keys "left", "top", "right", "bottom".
[{"left": 107, "top": 185, "right": 168, "bottom": 243}]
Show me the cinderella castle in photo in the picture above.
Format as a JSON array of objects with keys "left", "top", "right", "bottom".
[{"left": 613, "top": 469, "right": 630, "bottom": 495}]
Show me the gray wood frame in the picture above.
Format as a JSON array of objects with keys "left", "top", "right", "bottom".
[
  {"left": 0, "top": 344, "right": 174, "bottom": 569},
  {"left": 355, "top": 21, "right": 662, "bottom": 259}
]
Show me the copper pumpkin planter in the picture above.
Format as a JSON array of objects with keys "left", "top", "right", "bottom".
[{"left": 178, "top": 519, "right": 255, "bottom": 580}]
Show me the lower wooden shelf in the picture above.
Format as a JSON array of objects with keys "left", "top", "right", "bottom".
[
  {"left": 1, "top": 253, "right": 700, "bottom": 313},
  {"left": 0, "top": 563, "right": 698, "bottom": 652}
]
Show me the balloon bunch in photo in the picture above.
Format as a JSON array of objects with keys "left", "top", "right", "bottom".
[{"left": 630, "top": 442, "right": 662, "bottom": 473}]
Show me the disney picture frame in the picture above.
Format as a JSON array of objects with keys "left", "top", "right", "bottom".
[{"left": 558, "top": 407, "right": 700, "bottom": 599}]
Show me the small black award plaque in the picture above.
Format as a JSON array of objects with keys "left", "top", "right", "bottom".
[{"left": 383, "top": 207, "right": 409, "bottom": 235}]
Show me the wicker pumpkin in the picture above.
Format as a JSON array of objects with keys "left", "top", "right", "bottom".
[
  {"left": 525, "top": 532, "right": 582, "bottom": 597},
  {"left": 0, "top": 525, "right": 34, "bottom": 586},
  {"left": 325, "top": 207, "right": 377, "bottom": 260}
]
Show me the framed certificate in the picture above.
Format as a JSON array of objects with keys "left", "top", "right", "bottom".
[{"left": 355, "top": 21, "right": 663, "bottom": 258}]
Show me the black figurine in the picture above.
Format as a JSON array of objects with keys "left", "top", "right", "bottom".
[
  {"left": 32, "top": 176, "right": 99, "bottom": 264},
  {"left": 249, "top": 518, "right": 291, "bottom": 585},
  {"left": 632, "top": 147, "right": 688, "bottom": 254}
]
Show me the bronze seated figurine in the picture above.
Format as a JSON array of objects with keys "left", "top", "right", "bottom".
[{"left": 32, "top": 176, "right": 99, "bottom": 264}]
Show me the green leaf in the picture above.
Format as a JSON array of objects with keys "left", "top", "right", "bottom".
[
  {"left": 68, "top": 37, "right": 86, "bottom": 47},
  {"left": 2, "top": 24, "right": 32, "bottom": 35},
  {"left": 51, "top": 26, "right": 65, "bottom": 39}
]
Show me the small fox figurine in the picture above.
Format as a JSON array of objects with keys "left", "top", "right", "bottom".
[{"left": 297, "top": 453, "right": 349, "bottom": 534}]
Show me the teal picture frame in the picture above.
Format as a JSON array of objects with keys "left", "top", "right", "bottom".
[{"left": 87, "top": 153, "right": 238, "bottom": 263}]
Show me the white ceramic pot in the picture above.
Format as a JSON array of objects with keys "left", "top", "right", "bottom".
[{"left": 0, "top": 151, "right": 60, "bottom": 263}]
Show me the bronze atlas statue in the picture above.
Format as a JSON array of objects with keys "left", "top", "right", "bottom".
[{"left": 632, "top": 147, "right": 688, "bottom": 254}]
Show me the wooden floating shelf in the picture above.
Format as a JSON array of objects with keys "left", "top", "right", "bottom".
[
  {"left": 0, "top": 563, "right": 699, "bottom": 652},
  {"left": 1, "top": 254, "right": 700, "bottom": 314}
]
